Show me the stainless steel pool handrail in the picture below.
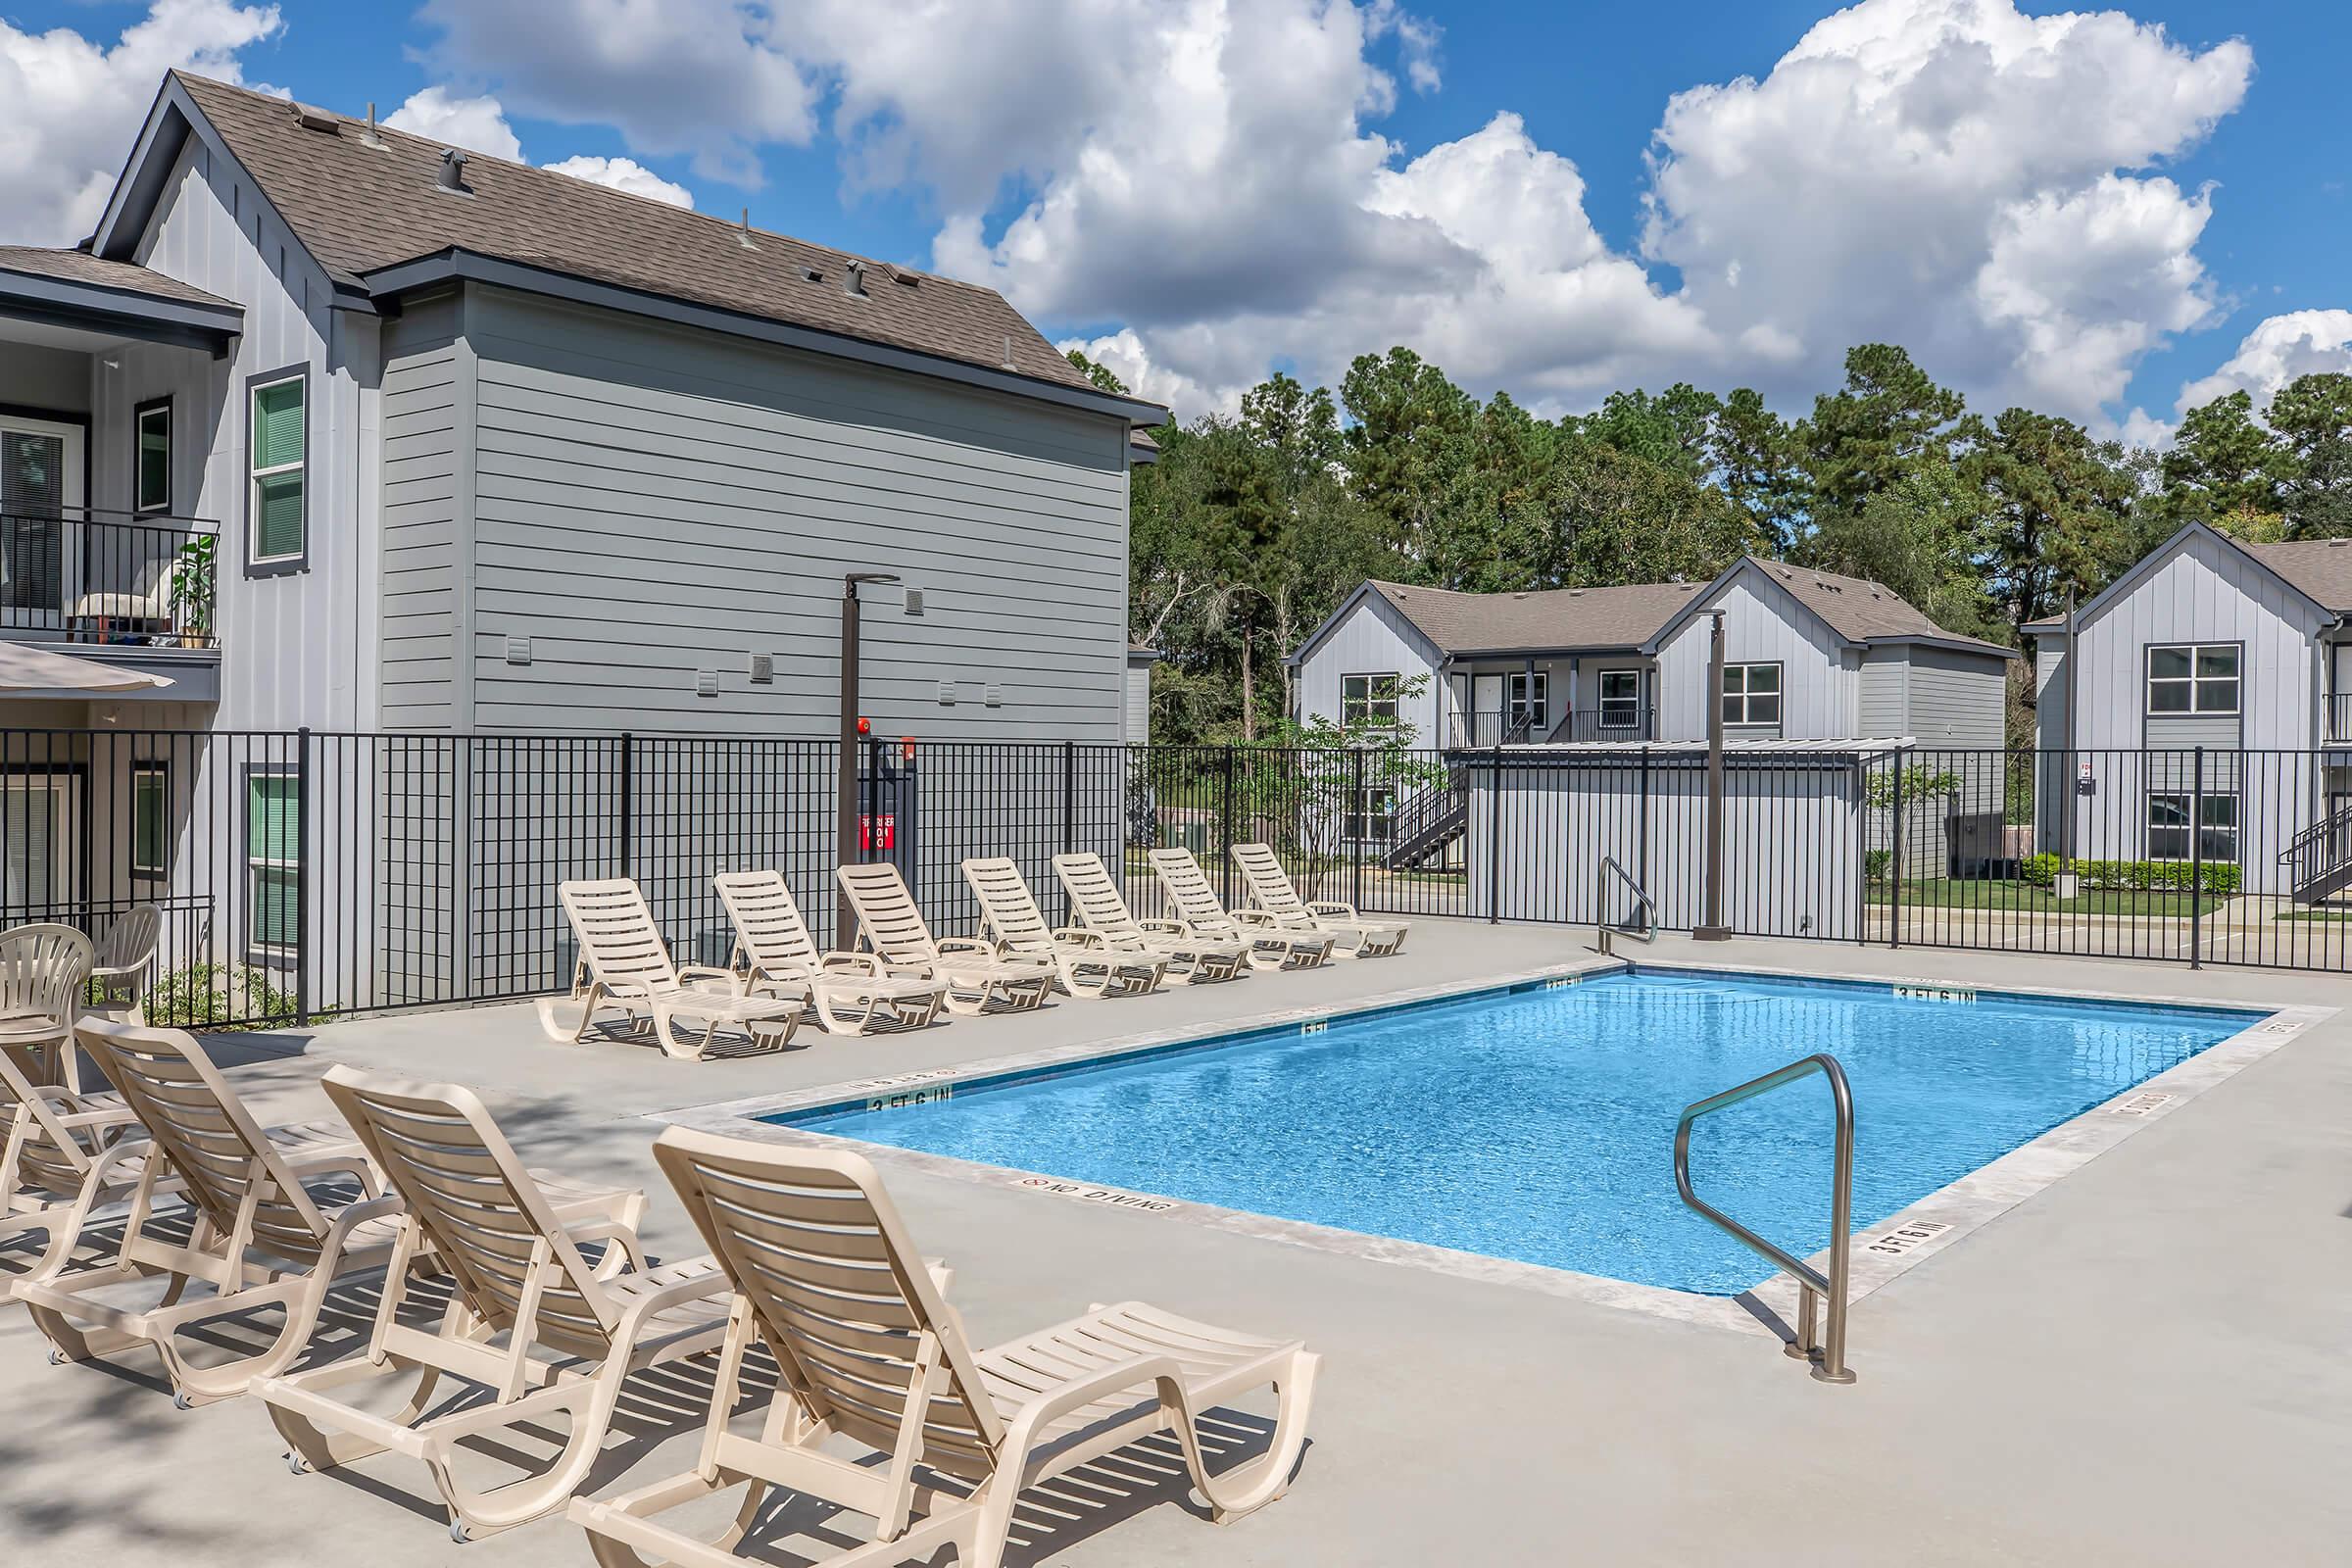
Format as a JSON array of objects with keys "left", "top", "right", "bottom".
[
  {"left": 1673, "top": 1053, "right": 1857, "bottom": 1385},
  {"left": 1596, "top": 856, "right": 1656, "bottom": 955}
]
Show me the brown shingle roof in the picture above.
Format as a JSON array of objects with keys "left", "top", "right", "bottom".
[
  {"left": 1371, "top": 579, "right": 1706, "bottom": 654},
  {"left": 0, "top": 245, "right": 235, "bottom": 309},
  {"left": 1365, "top": 558, "right": 2010, "bottom": 658},
  {"left": 2245, "top": 539, "right": 2352, "bottom": 612},
  {"left": 172, "top": 74, "right": 1130, "bottom": 404}
]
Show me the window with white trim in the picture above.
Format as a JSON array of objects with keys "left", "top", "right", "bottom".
[
  {"left": 1722, "top": 662, "right": 1783, "bottom": 726},
  {"left": 1597, "top": 669, "right": 1641, "bottom": 728},
  {"left": 1340, "top": 672, "right": 1398, "bottom": 730},
  {"left": 248, "top": 368, "right": 307, "bottom": 569},
  {"left": 134, "top": 400, "right": 172, "bottom": 514},
  {"left": 247, "top": 771, "right": 299, "bottom": 957},
  {"left": 2146, "top": 644, "right": 2237, "bottom": 715},
  {"left": 130, "top": 760, "right": 169, "bottom": 880},
  {"left": 1505, "top": 671, "right": 1548, "bottom": 733},
  {"left": 2147, "top": 791, "right": 2237, "bottom": 862},
  {"left": 1343, "top": 784, "right": 1395, "bottom": 846}
]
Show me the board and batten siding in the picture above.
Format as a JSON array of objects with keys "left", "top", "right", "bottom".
[
  {"left": 127, "top": 127, "right": 378, "bottom": 730},
  {"left": 441, "top": 285, "right": 1128, "bottom": 739},
  {"left": 1654, "top": 568, "right": 1857, "bottom": 742},
  {"left": 1294, "top": 592, "right": 1445, "bottom": 746},
  {"left": 378, "top": 292, "right": 466, "bottom": 731},
  {"left": 2068, "top": 527, "right": 2325, "bottom": 752}
]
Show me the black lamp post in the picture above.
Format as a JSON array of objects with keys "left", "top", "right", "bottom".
[{"left": 838, "top": 571, "right": 901, "bottom": 946}]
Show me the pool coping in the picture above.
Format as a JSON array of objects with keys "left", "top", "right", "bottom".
[{"left": 649, "top": 956, "right": 2335, "bottom": 1345}]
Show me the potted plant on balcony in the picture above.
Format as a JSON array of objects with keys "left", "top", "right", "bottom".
[{"left": 167, "top": 532, "right": 215, "bottom": 648}]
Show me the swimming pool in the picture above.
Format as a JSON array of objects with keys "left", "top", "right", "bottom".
[{"left": 778, "top": 970, "right": 2259, "bottom": 1295}]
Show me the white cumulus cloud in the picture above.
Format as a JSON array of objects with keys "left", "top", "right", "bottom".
[
  {"left": 384, "top": 85, "right": 521, "bottom": 160},
  {"left": 0, "top": 0, "right": 283, "bottom": 245},
  {"left": 542, "top": 155, "right": 694, "bottom": 208},
  {"left": 2177, "top": 310, "right": 2352, "bottom": 416}
]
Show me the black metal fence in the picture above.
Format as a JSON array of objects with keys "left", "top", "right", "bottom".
[{"left": 4, "top": 727, "right": 2345, "bottom": 1028}]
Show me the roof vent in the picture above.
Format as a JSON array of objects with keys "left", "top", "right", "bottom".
[
  {"left": 361, "top": 101, "right": 385, "bottom": 149},
  {"left": 1001, "top": 334, "right": 1016, "bottom": 369},
  {"left": 800, "top": 266, "right": 822, "bottom": 283},
  {"left": 888, "top": 265, "right": 920, "bottom": 288},
  {"left": 435, "top": 148, "right": 471, "bottom": 195},
  {"left": 736, "top": 208, "right": 760, "bottom": 251},
  {"left": 294, "top": 103, "right": 340, "bottom": 135},
  {"left": 843, "top": 259, "right": 867, "bottom": 297}
]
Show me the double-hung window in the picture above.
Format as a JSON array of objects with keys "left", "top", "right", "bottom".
[
  {"left": 1340, "top": 673, "right": 1399, "bottom": 731},
  {"left": 1505, "top": 671, "right": 1547, "bottom": 734},
  {"left": 248, "top": 368, "right": 307, "bottom": 572},
  {"left": 247, "top": 771, "right": 300, "bottom": 958},
  {"left": 130, "top": 760, "right": 170, "bottom": 880},
  {"left": 1597, "top": 669, "right": 1641, "bottom": 729},
  {"left": 1344, "top": 785, "right": 1395, "bottom": 847},
  {"left": 2146, "top": 644, "right": 2237, "bottom": 715},
  {"left": 2147, "top": 792, "right": 2238, "bottom": 862},
  {"left": 134, "top": 398, "right": 172, "bottom": 514},
  {"left": 1722, "top": 662, "right": 1783, "bottom": 727}
]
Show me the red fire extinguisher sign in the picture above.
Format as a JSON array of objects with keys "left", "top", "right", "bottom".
[{"left": 859, "top": 813, "right": 896, "bottom": 851}]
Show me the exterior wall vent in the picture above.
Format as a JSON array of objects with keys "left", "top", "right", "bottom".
[
  {"left": 903, "top": 587, "right": 925, "bottom": 616},
  {"left": 696, "top": 670, "right": 719, "bottom": 698},
  {"left": 985, "top": 681, "right": 1004, "bottom": 709},
  {"left": 505, "top": 636, "right": 532, "bottom": 665},
  {"left": 938, "top": 679, "right": 956, "bottom": 706},
  {"left": 749, "top": 652, "right": 773, "bottom": 684}
]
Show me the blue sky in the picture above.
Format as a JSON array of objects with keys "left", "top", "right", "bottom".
[{"left": 4, "top": 0, "right": 2347, "bottom": 435}]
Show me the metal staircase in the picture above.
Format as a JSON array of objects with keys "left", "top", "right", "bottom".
[
  {"left": 1382, "top": 763, "right": 1468, "bottom": 870},
  {"left": 2280, "top": 801, "right": 2352, "bottom": 904}
]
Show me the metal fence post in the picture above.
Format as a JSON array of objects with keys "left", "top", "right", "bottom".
[
  {"left": 1887, "top": 759, "right": 1903, "bottom": 951},
  {"left": 294, "top": 725, "right": 312, "bottom": 1027},
  {"left": 2189, "top": 745, "right": 2205, "bottom": 971},
  {"left": 1351, "top": 746, "right": 1367, "bottom": 915},
  {"left": 617, "top": 732, "right": 635, "bottom": 878},
  {"left": 1219, "top": 745, "right": 1238, "bottom": 906},
  {"left": 1487, "top": 742, "right": 1503, "bottom": 924},
  {"left": 1059, "top": 739, "right": 1077, "bottom": 921}
]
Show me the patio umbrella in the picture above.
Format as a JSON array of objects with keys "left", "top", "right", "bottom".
[{"left": 0, "top": 639, "right": 173, "bottom": 695}]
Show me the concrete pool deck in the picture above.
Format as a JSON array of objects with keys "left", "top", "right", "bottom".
[{"left": 3, "top": 920, "right": 2347, "bottom": 1564}]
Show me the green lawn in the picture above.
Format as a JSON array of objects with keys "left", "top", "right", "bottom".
[
  {"left": 1868, "top": 878, "right": 2227, "bottom": 917},
  {"left": 2274, "top": 907, "right": 2352, "bottom": 922}
]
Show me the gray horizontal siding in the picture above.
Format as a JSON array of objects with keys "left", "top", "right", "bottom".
[
  {"left": 459, "top": 285, "right": 1129, "bottom": 739},
  {"left": 379, "top": 337, "right": 463, "bottom": 731},
  {"left": 1904, "top": 648, "right": 2007, "bottom": 748}
]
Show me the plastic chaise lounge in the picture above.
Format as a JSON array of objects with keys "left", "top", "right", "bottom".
[
  {"left": 13, "top": 1018, "right": 401, "bottom": 1407},
  {"left": 1146, "top": 847, "right": 1336, "bottom": 970},
  {"left": 961, "top": 856, "right": 1165, "bottom": 999},
  {"left": 1052, "top": 851, "right": 1248, "bottom": 983},
  {"left": 835, "top": 862, "right": 1054, "bottom": 1014},
  {"left": 568, "top": 1131, "right": 1319, "bottom": 1568},
  {"left": 711, "top": 870, "right": 946, "bottom": 1035},
  {"left": 546, "top": 877, "right": 808, "bottom": 1059},
  {"left": 257, "top": 1067, "right": 732, "bottom": 1544},
  {"left": 1230, "top": 842, "right": 1409, "bottom": 957}
]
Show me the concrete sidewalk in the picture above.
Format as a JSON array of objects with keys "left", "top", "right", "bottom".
[{"left": 2, "top": 922, "right": 2345, "bottom": 1565}]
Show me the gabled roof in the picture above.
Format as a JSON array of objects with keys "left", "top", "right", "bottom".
[
  {"left": 2022, "top": 520, "right": 2339, "bottom": 637},
  {"left": 1293, "top": 557, "right": 2013, "bottom": 667},
  {"left": 92, "top": 74, "right": 1164, "bottom": 425},
  {"left": 0, "top": 245, "right": 233, "bottom": 308}
]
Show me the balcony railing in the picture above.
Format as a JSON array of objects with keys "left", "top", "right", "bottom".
[
  {"left": 2330, "top": 692, "right": 2352, "bottom": 744},
  {"left": 1447, "top": 707, "right": 1661, "bottom": 748},
  {"left": 0, "top": 507, "right": 220, "bottom": 650}
]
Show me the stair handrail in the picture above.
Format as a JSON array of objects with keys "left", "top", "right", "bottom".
[
  {"left": 2278, "top": 799, "right": 2352, "bottom": 870},
  {"left": 1674, "top": 1053, "right": 1857, "bottom": 1385}
]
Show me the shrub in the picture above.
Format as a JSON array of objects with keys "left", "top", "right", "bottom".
[
  {"left": 145, "top": 961, "right": 315, "bottom": 1029},
  {"left": 1864, "top": 849, "right": 1891, "bottom": 884},
  {"left": 2020, "top": 854, "right": 2239, "bottom": 898}
]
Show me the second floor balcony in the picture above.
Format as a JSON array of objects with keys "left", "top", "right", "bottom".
[
  {"left": 1448, "top": 706, "right": 1659, "bottom": 748},
  {"left": 0, "top": 506, "right": 220, "bottom": 652}
]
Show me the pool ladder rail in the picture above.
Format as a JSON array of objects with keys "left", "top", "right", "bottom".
[
  {"left": 1673, "top": 1053, "right": 1857, "bottom": 1385},
  {"left": 1595, "top": 856, "right": 1657, "bottom": 956}
]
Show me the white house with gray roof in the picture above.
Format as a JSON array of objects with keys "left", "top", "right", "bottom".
[{"left": 2025, "top": 520, "right": 2352, "bottom": 900}]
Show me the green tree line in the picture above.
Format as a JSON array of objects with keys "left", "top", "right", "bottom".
[{"left": 1078, "top": 343, "right": 2352, "bottom": 746}]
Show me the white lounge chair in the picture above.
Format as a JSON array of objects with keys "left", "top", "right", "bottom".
[
  {"left": 569, "top": 1132, "right": 1319, "bottom": 1568},
  {"left": 1231, "top": 842, "right": 1408, "bottom": 956},
  {"left": 1053, "top": 851, "right": 1247, "bottom": 983},
  {"left": 15, "top": 1018, "right": 398, "bottom": 1407},
  {"left": 259, "top": 1068, "right": 732, "bottom": 1543},
  {"left": 545, "top": 878, "right": 807, "bottom": 1058},
  {"left": 835, "top": 862, "right": 1053, "bottom": 1014},
  {"left": 1147, "top": 847, "right": 1336, "bottom": 969},
  {"left": 962, "top": 856, "right": 1165, "bottom": 998},
  {"left": 712, "top": 869, "right": 946, "bottom": 1034}
]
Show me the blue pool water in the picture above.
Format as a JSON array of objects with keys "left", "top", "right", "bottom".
[{"left": 783, "top": 971, "right": 2255, "bottom": 1294}]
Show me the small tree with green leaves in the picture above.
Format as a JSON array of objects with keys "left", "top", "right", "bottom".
[
  {"left": 1231, "top": 674, "right": 1448, "bottom": 882},
  {"left": 1863, "top": 763, "right": 1961, "bottom": 879}
]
